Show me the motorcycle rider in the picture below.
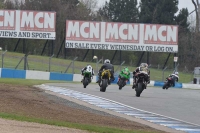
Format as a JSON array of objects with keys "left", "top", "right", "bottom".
[
  {"left": 81, "top": 64, "right": 94, "bottom": 82},
  {"left": 117, "top": 67, "right": 130, "bottom": 84},
  {"left": 96, "top": 59, "right": 115, "bottom": 84},
  {"left": 132, "top": 63, "right": 150, "bottom": 89},
  {"left": 167, "top": 72, "right": 179, "bottom": 87}
]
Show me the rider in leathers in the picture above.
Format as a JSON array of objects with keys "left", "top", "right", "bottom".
[
  {"left": 132, "top": 63, "right": 150, "bottom": 89},
  {"left": 81, "top": 65, "right": 94, "bottom": 82},
  {"left": 96, "top": 59, "right": 115, "bottom": 84},
  {"left": 168, "top": 72, "right": 179, "bottom": 87}
]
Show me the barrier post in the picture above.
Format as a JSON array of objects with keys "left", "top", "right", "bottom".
[
  {"left": 49, "top": 54, "right": 54, "bottom": 72},
  {"left": 65, "top": 57, "right": 78, "bottom": 73},
  {"left": 162, "top": 66, "right": 168, "bottom": 81},
  {"left": 1, "top": 50, "right": 7, "bottom": 68},
  {"left": 72, "top": 57, "right": 78, "bottom": 74},
  {"left": 24, "top": 53, "right": 29, "bottom": 70}
]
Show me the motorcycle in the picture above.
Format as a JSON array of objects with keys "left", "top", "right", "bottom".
[
  {"left": 99, "top": 69, "right": 111, "bottom": 92},
  {"left": 117, "top": 69, "right": 130, "bottom": 90},
  {"left": 135, "top": 72, "right": 147, "bottom": 97},
  {"left": 162, "top": 76, "right": 174, "bottom": 89},
  {"left": 82, "top": 70, "right": 92, "bottom": 88}
]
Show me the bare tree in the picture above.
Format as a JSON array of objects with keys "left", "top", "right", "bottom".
[{"left": 79, "top": 0, "right": 98, "bottom": 12}]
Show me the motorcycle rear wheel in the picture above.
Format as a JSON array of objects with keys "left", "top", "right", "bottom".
[
  {"left": 118, "top": 80, "right": 124, "bottom": 90},
  {"left": 135, "top": 82, "right": 144, "bottom": 97},
  {"left": 162, "top": 83, "right": 168, "bottom": 89},
  {"left": 100, "top": 79, "right": 107, "bottom": 92},
  {"left": 83, "top": 78, "right": 88, "bottom": 88}
]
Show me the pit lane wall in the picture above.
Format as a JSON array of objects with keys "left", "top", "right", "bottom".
[{"left": 0, "top": 68, "right": 199, "bottom": 89}]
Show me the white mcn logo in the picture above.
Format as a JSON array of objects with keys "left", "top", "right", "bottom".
[
  {"left": 106, "top": 23, "right": 138, "bottom": 41},
  {"left": 21, "top": 12, "right": 55, "bottom": 29},
  {"left": 144, "top": 25, "right": 177, "bottom": 43},
  {"left": 0, "top": 10, "right": 15, "bottom": 27},
  {"left": 66, "top": 21, "right": 100, "bottom": 39}
]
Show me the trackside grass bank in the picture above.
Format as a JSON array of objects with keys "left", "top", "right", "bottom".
[{"left": 0, "top": 78, "right": 160, "bottom": 133}]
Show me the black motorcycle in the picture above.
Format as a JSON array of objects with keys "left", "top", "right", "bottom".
[
  {"left": 135, "top": 72, "right": 147, "bottom": 97},
  {"left": 118, "top": 77, "right": 127, "bottom": 90},
  {"left": 162, "top": 76, "right": 174, "bottom": 89},
  {"left": 82, "top": 71, "right": 92, "bottom": 88},
  {"left": 99, "top": 69, "right": 111, "bottom": 92}
]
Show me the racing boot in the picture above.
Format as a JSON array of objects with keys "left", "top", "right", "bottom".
[
  {"left": 96, "top": 77, "right": 101, "bottom": 83},
  {"left": 132, "top": 82, "right": 136, "bottom": 89},
  {"left": 117, "top": 80, "right": 119, "bottom": 84},
  {"left": 96, "top": 79, "right": 100, "bottom": 83},
  {"left": 108, "top": 80, "right": 111, "bottom": 85}
]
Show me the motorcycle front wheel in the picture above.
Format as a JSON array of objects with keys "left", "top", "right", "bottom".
[{"left": 162, "top": 82, "right": 168, "bottom": 89}]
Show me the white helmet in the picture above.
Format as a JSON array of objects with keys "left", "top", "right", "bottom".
[
  {"left": 87, "top": 65, "right": 92, "bottom": 68},
  {"left": 140, "top": 63, "right": 148, "bottom": 67},
  {"left": 175, "top": 72, "right": 179, "bottom": 75},
  {"left": 104, "top": 59, "right": 110, "bottom": 64}
]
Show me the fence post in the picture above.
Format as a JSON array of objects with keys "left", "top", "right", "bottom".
[
  {"left": 65, "top": 57, "right": 78, "bottom": 73},
  {"left": 115, "top": 61, "right": 125, "bottom": 73},
  {"left": 1, "top": 50, "right": 7, "bottom": 68},
  {"left": 162, "top": 66, "right": 168, "bottom": 81},
  {"left": 72, "top": 57, "right": 78, "bottom": 74},
  {"left": 120, "top": 61, "right": 125, "bottom": 71},
  {"left": 49, "top": 54, "right": 54, "bottom": 72},
  {"left": 24, "top": 53, "right": 29, "bottom": 70},
  {"left": 96, "top": 59, "right": 102, "bottom": 74}
]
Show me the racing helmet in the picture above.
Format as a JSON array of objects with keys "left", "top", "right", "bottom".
[
  {"left": 124, "top": 67, "right": 129, "bottom": 71},
  {"left": 140, "top": 63, "right": 148, "bottom": 67},
  {"left": 87, "top": 64, "right": 92, "bottom": 68},
  {"left": 104, "top": 59, "right": 110, "bottom": 64},
  {"left": 175, "top": 72, "right": 179, "bottom": 75}
]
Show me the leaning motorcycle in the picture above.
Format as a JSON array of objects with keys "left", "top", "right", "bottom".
[
  {"left": 99, "top": 69, "right": 111, "bottom": 92},
  {"left": 135, "top": 72, "right": 147, "bottom": 97},
  {"left": 162, "top": 76, "right": 174, "bottom": 89},
  {"left": 118, "top": 71, "right": 130, "bottom": 90},
  {"left": 82, "top": 70, "right": 92, "bottom": 88}
]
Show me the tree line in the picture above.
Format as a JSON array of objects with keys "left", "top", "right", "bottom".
[{"left": 0, "top": 0, "right": 198, "bottom": 71}]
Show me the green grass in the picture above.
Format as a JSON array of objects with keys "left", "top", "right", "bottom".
[
  {"left": 0, "top": 78, "right": 156, "bottom": 133},
  {"left": 0, "top": 112, "right": 155, "bottom": 133},
  {"left": 0, "top": 51, "right": 193, "bottom": 83},
  {"left": 0, "top": 78, "right": 68, "bottom": 86}
]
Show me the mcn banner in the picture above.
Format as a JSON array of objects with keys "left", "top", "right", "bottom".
[
  {"left": 0, "top": 10, "right": 56, "bottom": 40},
  {"left": 65, "top": 20, "right": 178, "bottom": 53}
]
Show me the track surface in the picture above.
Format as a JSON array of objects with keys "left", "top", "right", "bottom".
[{"left": 40, "top": 83, "right": 200, "bottom": 133}]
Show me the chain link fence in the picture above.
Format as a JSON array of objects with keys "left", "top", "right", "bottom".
[{"left": 0, "top": 51, "right": 193, "bottom": 83}]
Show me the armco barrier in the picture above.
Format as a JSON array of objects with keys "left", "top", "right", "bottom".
[
  {"left": 0, "top": 68, "right": 199, "bottom": 89},
  {"left": 26, "top": 70, "right": 49, "bottom": 80},
  {"left": 1, "top": 68, "right": 26, "bottom": 79},
  {"left": 50, "top": 72, "right": 73, "bottom": 81},
  {"left": 73, "top": 74, "right": 97, "bottom": 83},
  {"left": 154, "top": 81, "right": 182, "bottom": 88}
]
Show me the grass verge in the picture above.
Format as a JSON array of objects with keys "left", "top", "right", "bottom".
[
  {"left": 0, "top": 51, "right": 193, "bottom": 83},
  {"left": 0, "top": 112, "right": 157, "bottom": 133},
  {"left": 0, "top": 78, "right": 69, "bottom": 86},
  {"left": 0, "top": 78, "right": 157, "bottom": 133}
]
